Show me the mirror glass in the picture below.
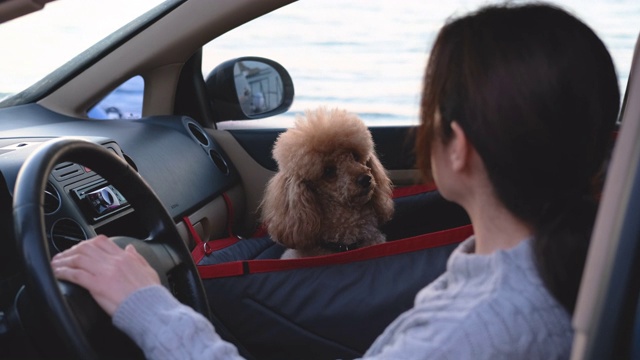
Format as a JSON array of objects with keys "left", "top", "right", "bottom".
[{"left": 234, "top": 61, "right": 284, "bottom": 116}]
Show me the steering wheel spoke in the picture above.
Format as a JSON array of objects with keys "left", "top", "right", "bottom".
[
  {"left": 57, "top": 280, "right": 106, "bottom": 334},
  {"left": 110, "top": 236, "right": 183, "bottom": 288}
]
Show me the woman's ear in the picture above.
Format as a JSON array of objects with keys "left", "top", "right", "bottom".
[{"left": 449, "top": 121, "right": 470, "bottom": 172}]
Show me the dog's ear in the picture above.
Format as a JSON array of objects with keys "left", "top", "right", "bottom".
[
  {"left": 369, "top": 153, "right": 394, "bottom": 224},
  {"left": 260, "top": 173, "right": 322, "bottom": 249}
]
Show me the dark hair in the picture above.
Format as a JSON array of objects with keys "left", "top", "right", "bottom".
[{"left": 415, "top": 3, "right": 620, "bottom": 313}]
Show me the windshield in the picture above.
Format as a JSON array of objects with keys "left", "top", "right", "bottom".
[{"left": 0, "top": 0, "right": 165, "bottom": 101}]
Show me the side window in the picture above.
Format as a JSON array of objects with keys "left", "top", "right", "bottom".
[
  {"left": 202, "top": 1, "right": 636, "bottom": 127},
  {"left": 201, "top": 1, "right": 434, "bottom": 127},
  {"left": 88, "top": 76, "right": 144, "bottom": 120}
]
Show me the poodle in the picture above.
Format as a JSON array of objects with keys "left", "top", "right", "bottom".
[{"left": 260, "top": 107, "right": 394, "bottom": 259}]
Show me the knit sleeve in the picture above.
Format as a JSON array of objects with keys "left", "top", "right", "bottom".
[{"left": 113, "top": 285, "right": 244, "bottom": 360}]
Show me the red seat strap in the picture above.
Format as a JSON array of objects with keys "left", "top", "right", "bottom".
[
  {"left": 197, "top": 224, "right": 473, "bottom": 279},
  {"left": 187, "top": 192, "right": 239, "bottom": 263},
  {"left": 185, "top": 215, "right": 208, "bottom": 263}
]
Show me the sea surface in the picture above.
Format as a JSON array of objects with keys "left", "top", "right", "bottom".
[
  {"left": 0, "top": 0, "right": 638, "bottom": 125},
  {"left": 204, "top": 0, "right": 639, "bottom": 126}
]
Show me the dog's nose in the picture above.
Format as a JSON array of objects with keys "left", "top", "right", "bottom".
[{"left": 357, "top": 174, "right": 372, "bottom": 188}]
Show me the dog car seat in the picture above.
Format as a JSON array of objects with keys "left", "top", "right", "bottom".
[{"left": 190, "top": 185, "right": 472, "bottom": 360}]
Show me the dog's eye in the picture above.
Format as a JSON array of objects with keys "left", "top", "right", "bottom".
[
  {"left": 352, "top": 152, "right": 361, "bottom": 162},
  {"left": 323, "top": 165, "right": 337, "bottom": 179}
]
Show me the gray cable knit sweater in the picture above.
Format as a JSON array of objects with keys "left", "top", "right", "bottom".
[{"left": 112, "top": 237, "right": 572, "bottom": 359}]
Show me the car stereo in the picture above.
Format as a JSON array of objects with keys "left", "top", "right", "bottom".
[{"left": 71, "top": 180, "right": 130, "bottom": 223}]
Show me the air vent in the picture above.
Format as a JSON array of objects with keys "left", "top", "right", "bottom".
[
  {"left": 210, "top": 150, "right": 229, "bottom": 175},
  {"left": 188, "top": 123, "right": 209, "bottom": 146},
  {"left": 52, "top": 162, "right": 84, "bottom": 181},
  {"left": 44, "top": 182, "right": 61, "bottom": 214},
  {"left": 51, "top": 218, "right": 87, "bottom": 252}
]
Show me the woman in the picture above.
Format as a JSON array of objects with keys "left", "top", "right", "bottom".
[{"left": 51, "top": 3, "right": 620, "bottom": 359}]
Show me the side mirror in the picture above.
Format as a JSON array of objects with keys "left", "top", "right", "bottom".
[{"left": 205, "top": 57, "right": 294, "bottom": 121}]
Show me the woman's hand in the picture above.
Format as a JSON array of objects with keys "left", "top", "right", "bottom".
[{"left": 51, "top": 235, "right": 161, "bottom": 316}]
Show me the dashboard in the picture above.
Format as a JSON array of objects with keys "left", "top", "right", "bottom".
[{"left": 0, "top": 104, "right": 244, "bottom": 311}]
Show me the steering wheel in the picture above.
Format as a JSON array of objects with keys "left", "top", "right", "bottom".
[{"left": 12, "top": 137, "right": 211, "bottom": 359}]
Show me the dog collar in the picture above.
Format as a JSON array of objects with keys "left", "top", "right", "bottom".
[{"left": 319, "top": 241, "right": 361, "bottom": 253}]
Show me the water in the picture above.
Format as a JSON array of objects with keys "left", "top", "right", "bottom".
[
  {"left": 203, "top": 0, "right": 640, "bottom": 126},
  {"left": 0, "top": 0, "right": 638, "bottom": 126}
]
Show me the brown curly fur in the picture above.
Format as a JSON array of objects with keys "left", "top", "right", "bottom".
[{"left": 260, "top": 107, "right": 394, "bottom": 259}]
